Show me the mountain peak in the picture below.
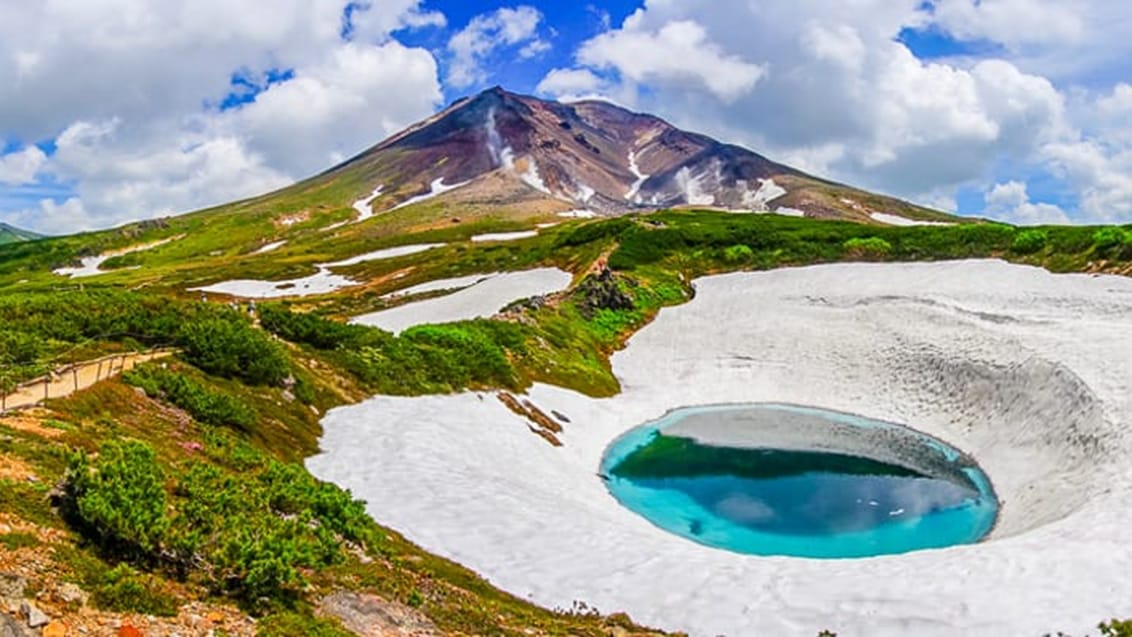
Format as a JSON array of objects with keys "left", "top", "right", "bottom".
[{"left": 328, "top": 88, "right": 950, "bottom": 224}]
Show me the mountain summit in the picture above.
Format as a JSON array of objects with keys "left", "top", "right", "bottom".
[{"left": 326, "top": 87, "right": 950, "bottom": 224}]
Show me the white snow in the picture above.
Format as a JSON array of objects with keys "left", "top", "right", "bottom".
[
  {"left": 773, "top": 206, "right": 807, "bottom": 217},
  {"left": 253, "top": 241, "right": 287, "bottom": 255},
  {"left": 390, "top": 178, "right": 470, "bottom": 211},
  {"left": 740, "top": 178, "right": 787, "bottom": 211},
  {"left": 625, "top": 151, "right": 649, "bottom": 203},
  {"left": 383, "top": 272, "right": 499, "bottom": 297},
  {"left": 351, "top": 185, "right": 384, "bottom": 223},
  {"left": 557, "top": 210, "right": 598, "bottom": 219},
  {"left": 470, "top": 231, "right": 539, "bottom": 243},
  {"left": 352, "top": 268, "right": 572, "bottom": 334},
  {"left": 309, "top": 260, "right": 1132, "bottom": 637},
  {"left": 191, "top": 242, "right": 445, "bottom": 299},
  {"left": 54, "top": 236, "right": 180, "bottom": 278},
  {"left": 324, "top": 243, "right": 444, "bottom": 267},
  {"left": 675, "top": 166, "right": 716, "bottom": 206},
  {"left": 871, "top": 212, "right": 955, "bottom": 227}
]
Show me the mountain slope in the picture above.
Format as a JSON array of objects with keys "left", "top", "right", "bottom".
[
  {"left": 0, "top": 222, "right": 42, "bottom": 245},
  {"left": 325, "top": 87, "right": 955, "bottom": 224}
]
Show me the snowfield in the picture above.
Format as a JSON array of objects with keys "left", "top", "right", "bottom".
[{"left": 309, "top": 260, "right": 1132, "bottom": 637}]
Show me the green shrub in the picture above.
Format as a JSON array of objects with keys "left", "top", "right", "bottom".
[
  {"left": 1101, "top": 619, "right": 1132, "bottom": 637},
  {"left": 90, "top": 564, "right": 179, "bottom": 616},
  {"left": 1012, "top": 229, "right": 1049, "bottom": 254},
  {"left": 178, "top": 318, "right": 288, "bottom": 385},
  {"left": 1093, "top": 227, "right": 1130, "bottom": 249},
  {"left": 722, "top": 244, "right": 754, "bottom": 264},
  {"left": 259, "top": 305, "right": 375, "bottom": 351},
  {"left": 123, "top": 365, "right": 255, "bottom": 430},
  {"left": 64, "top": 441, "right": 170, "bottom": 559},
  {"left": 64, "top": 437, "right": 378, "bottom": 613},
  {"left": 843, "top": 237, "right": 893, "bottom": 259},
  {"left": 258, "top": 612, "right": 354, "bottom": 637}
]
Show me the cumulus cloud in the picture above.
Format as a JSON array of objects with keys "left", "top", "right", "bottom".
[
  {"left": 0, "top": 146, "right": 47, "bottom": 186},
  {"left": 446, "top": 6, "right": 548, "bottom": 89},
  {"left": 576, "top": 17, "right": 764, "bottom": 102},
  {"left": 930, "top": 0, "right": 1086, "bottom": 49},
  {"left": 985, "top": 181, "right": 1070, "bottom": 225},
  {"left": 0, "top": 1, "right": 444, "bottom": 233}
]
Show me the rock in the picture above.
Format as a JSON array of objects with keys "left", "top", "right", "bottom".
[
  {"left": 0, "top": 614, "right": 29, "bottom": 637},
  {"left": 21, "top": 600, "right": 48, "bottom": 628},
  {"left": 319, "top": 591, "right": 438, "bottom": 636},
  {"left": 205, "top": 611, "right": 225, "bottom": 624},
  {"left": 55, "top": 583, "right": 88, "bottom": 606},
  {"left": 0, "top": 573, "right": 26, "bottom": 602},
  {"left": 281, "top": 389, "right": 295, "bottom": 403},
  {"left": 42, "top": 622, "right": 66, "bottom": 637},
  {"left": 117, "top": 626, "right": 143, "bottom": 637}
]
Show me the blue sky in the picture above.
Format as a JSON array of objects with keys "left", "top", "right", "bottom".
[{"left": 1, "top": 1, "right": 1130, "bottom": 233}]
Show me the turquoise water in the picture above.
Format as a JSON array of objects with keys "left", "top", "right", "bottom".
[{"left": 600, "top": 404, "right": 999, "bottom": 559}]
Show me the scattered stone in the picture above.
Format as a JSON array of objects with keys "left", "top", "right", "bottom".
[
  {"left": 0, "top": 573, "right": 26, "bottom": 601},
  {"left": 551, "top": 410, "right": 571, "bottom": 423},
  {"left": 319, "top": 591, "right": 438, "bottom": 636},
  {"left": 55, "top": 583, "right": 88, "bottom": 606},
  {"left": 281, "top": 389, "right": 295, "bottom": 403},
  {"left": 21, "top": 600, "right": 48, "bottom": 628},
  {"left": 0, "top": 614, "right": 29, "bottom": 637},
  {"left": 206, "top": 611, "right": 225, "bottom": 624}
]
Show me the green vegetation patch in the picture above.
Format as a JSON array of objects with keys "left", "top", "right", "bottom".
[{"left": 62, "top": 438, "right": 377, "bottom": 612}]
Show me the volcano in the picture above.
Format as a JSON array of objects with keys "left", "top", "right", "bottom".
[{"left": 323, "top": 86, "right": 952, "bottom": 224}]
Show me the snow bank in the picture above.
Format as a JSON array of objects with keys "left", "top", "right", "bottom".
[
  {"left": 192, "top": 242, "right": 445, "bottom": 299},
  {"left": 351, "top": 268, "right": 572, "bottom": 334},
  {"left": 253, "top": 241, "right": 287, "bottom": 255},
  {"left": 310, "top": 260, "right": 1132, "bottom": 637},
  {"left": 391, "top": 178, "right": 470, "bottom": 211},
  {"left": 351, "top": 185, "right": 384, "bottom": 223},
  {"left": 470, "top": 231, "right": 539, "bottom": 243},
  {"left": 54, "top": 236, "right": 180, "bottom": 278},
  {"left": 871, "top": 212, "right": 955, "bottom": 227}
]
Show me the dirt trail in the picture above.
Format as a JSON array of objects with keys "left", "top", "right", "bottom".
[{"left": 1, "top": 350, "right": 174, "bottom": 412}]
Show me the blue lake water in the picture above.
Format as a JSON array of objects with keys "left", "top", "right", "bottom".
[{"left": 600, "top": 404, "right": 998, "bottom": 559}]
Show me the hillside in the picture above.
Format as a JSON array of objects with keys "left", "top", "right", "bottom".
[
  {"left": 0, "top": 222, "right": 41, "bottom": 245},
  {"left": 0, "top": 87, "right": 1131, "bottom": 636}
]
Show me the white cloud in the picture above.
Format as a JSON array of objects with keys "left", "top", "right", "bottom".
[
  {"left": 536, "top": 68, "right": 608, "bottom": 99},
  {"left": 0, "top": 146, "right": 47, "bottom": 186},
  {"left": 931, "top": 0, "right": 1085, "bottom": 49},
  {"left": 0, "top": 1, "right": 444, "bottom": 233},
  {"left": 577, "top": 18, "right": 765, "bottom": 102},
  {"left": 985, "top": 181, "right": 1070, "bottom": 225},
  {"left": 446, "top": 6, "right": 546, "bottom": 88}
]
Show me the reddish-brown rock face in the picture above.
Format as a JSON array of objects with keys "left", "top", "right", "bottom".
[{"left": 325, "top": 87, "right": 951, "bottom": 223}]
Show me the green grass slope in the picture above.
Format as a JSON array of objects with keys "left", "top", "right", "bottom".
[{"left": 0, "top": 221, "right": 42, "bottom": 245}]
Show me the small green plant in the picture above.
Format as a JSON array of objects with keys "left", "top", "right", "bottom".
[
  {"left": 258, "top": 612, "right": 355, "bottom": 637},
  {"left": 843, "top": 237, "right": 893, "bottom": 259},
  {"left": 0, "top": 531, "right": 38, "bottom": 550},
  {"left": 90, "top": 563, "right": 179, "bottom": 616},
  {"left": 722, "top": 244, "right": 754, "bottom": 264},
  {"left": 1012, "top": 229, "right": 1049, "bottom": 254},
  {"left": 407, "top": 589, "right": 425, "bottom": 608},
  {"left": 1101, "top": 619, "right": 1132, "bottom": 637}
]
